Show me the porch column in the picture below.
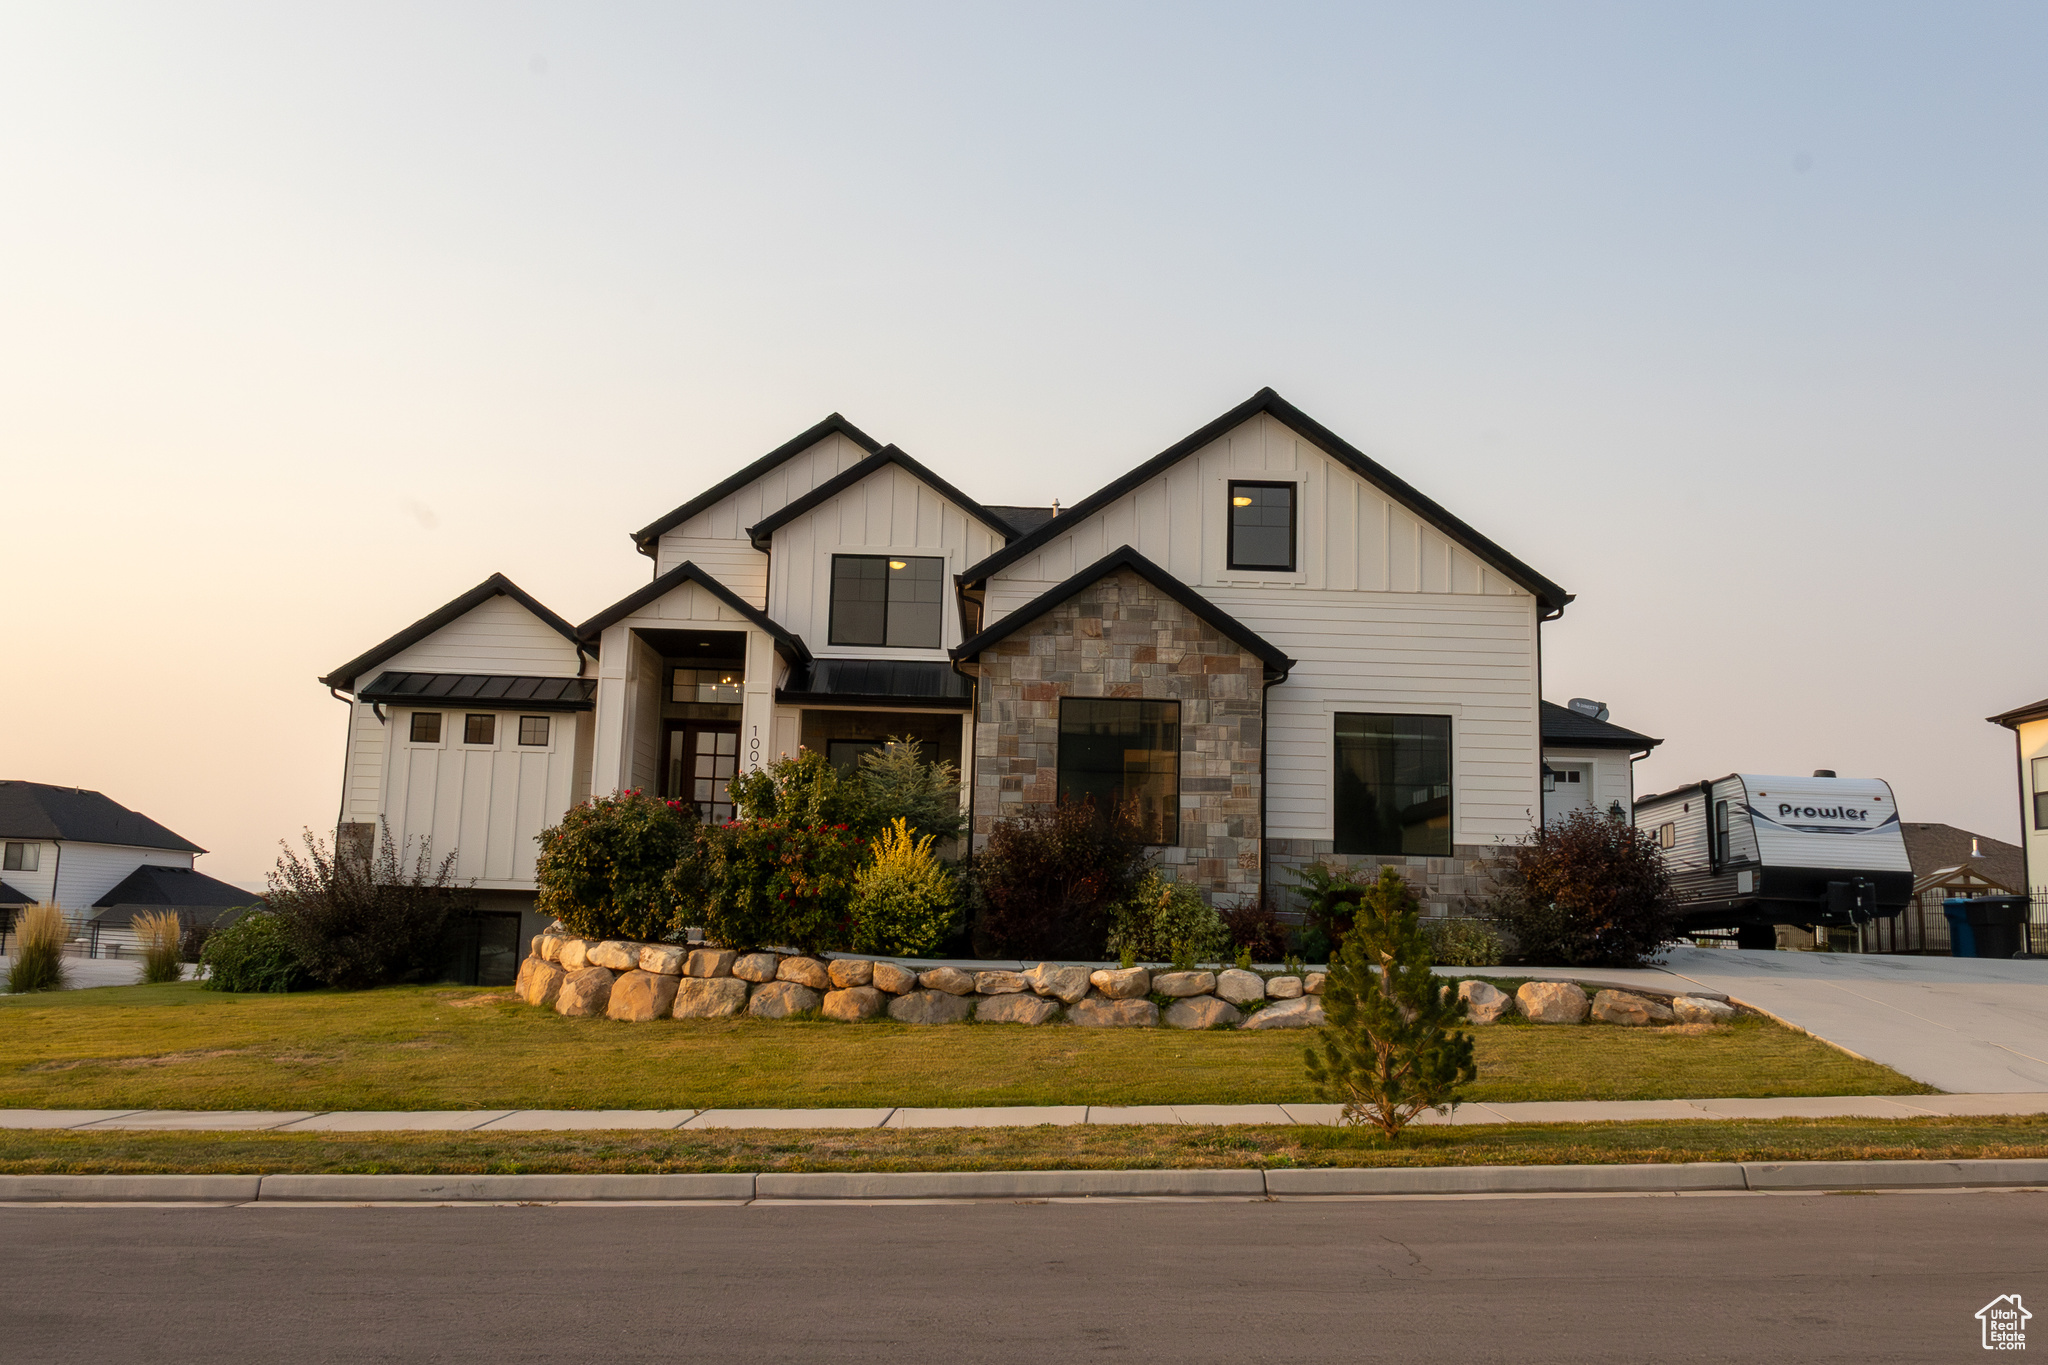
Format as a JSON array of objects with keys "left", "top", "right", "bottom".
[{"left": 739, "top": 629, "right": 777, "bottom": 781}]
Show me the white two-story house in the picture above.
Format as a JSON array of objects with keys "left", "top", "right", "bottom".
[{"left": 324, "top": 388, "right": 1613, "bottom": 971}]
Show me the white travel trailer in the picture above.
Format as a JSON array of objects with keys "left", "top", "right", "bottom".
[{"left": 1634, "top": 772, "right": 1913, "bottom": 949}]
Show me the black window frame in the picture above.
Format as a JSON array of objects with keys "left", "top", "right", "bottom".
[
  {"left": 1714, "top": 800, "right": 1731, "bottom": 864},
  {"left": 409, "top": 711, "right": 442, "bottom": 744},
  {"left": 3, "top": 841, "right": 38, "bottom": 873},
  {"left": 2034, "top": 758, "right": 2048, "bottom": 832},
  {"left": 828, "top": 553, "right": 947, "bottom": 648},
  {"left": 1055, "top": 697, "right": 1181, "bottom": 846},
  {"left": 463, "top": 714, "right": 496, "bottom": 746},
  {"left": 1331, "top": 712, "right": 1453, "bottom": 857},
  {"left": 1226, "top": 479, "right": 1298, "bottom": 573},
  {"left": 518, "top": 715, "right": 551, "bottom": 747}
]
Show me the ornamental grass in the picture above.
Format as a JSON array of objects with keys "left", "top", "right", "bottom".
[{"left": 6, "top": 902, "right": 68, "bottom": 994}]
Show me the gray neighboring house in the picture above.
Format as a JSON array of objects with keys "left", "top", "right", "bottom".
[{"left": 0, "top": 780, "right": 255, "bottom": 956}]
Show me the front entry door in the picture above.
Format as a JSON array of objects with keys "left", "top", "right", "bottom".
[{"left": 666, "top": 723, "right": 739, "bottom": 824}]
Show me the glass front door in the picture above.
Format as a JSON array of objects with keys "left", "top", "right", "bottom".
[{"left": 668, "top": 723, "right": 739, "bottom": 824}]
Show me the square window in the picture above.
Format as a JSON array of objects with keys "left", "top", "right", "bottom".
[
  {"left": 1228, "top": 481, "right": 1296, "bottom": 572},
  {"left": 829, "top": 554, "right": 946, "bottom": 648},
  {"left": 1057, "top": 698, "right": 1180, "bottom": 844},
  {"left": 1333, "top": 713, "right": 1451, "bottom": 856},
  {"left": 518, "top": 715, "right": 550, "bottom": 746},
  {"left": 3, "top": 841, "right": 38, "bottom": 872},
  {"left": 464, "top": 714, "right": 496, "bottom": 745},
  {"left": 410, "top": 712, "right": 442, "bottom": 744}
]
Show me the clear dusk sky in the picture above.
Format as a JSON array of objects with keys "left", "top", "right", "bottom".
[{"left": 3, "top": 3, "right": 2044, "bottom": 888}]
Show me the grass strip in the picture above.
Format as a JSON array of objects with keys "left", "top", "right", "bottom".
[
  {"left": 2, "top": 1117, "right": 2040, "bottom": 1176},
  {"left": 0, "top": 983, "right": 1928, "bottom": 1110}
]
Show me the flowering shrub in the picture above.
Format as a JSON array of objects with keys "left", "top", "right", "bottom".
[
  {"left": 534, "top": 791, "right": 697, "bottom": 943},
  {"left": 698, "top": 819, "right": 866, "bottom": 953},
  {"left": 849, "top": 818, "right": 959, "bottom": 957}
]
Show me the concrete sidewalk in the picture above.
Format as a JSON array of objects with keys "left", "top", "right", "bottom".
[{"left": 5, "top": 1092, "right": 2046, "bottom": 1133}]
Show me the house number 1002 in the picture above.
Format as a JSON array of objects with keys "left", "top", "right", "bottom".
[{"left": 748, "top": 725, "right": 761, "bottom": 771}]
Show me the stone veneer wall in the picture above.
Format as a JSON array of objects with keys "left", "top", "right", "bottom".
[
  {"left": 968, "top": 569, "right": 1264, "bottom": 905},
  {"left": 1264, "top": 843, "right": 1503, "bottom": 919}
]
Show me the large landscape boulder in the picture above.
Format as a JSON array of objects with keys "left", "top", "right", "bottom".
[
  {"left": 553, "top": 966, "right": 615, "bottom": 1017},
  {"left": 871, "top": 961, "right": 919, "bottom": 994},
  {"left": 671, "top": 977, "right": 749, "bottom": 1019},
  {"left": 1238, "top": 996, "right": 1325, "bottom": 1030},
  {"left": 521, "top": 960, "right": 566, "bottom": 1009},
  {"left": 777, "top": 956, "right": 831, "bottom": 989},
  {"left": 1023, "top": 963, "right": 1092, "bottom": 1003},
  {"left": 1304, "top": 972, "right": 1326, "bottom": 995},
  {"left": 1164, "top": 995, "right": 1243, "bottom": 1030},
  {"left": 557, "top": 939, "right": 591, "bottom": 971},
  {"left": 1151, "top": 971, "right": 1215, "bottom": 999},
  {"left": 607, "top": 969, "right": 681, "bottom": 1022},
  {"left": 638, "top": 944, "right": 689, "bottom": 976},
  {"left": 1457, "top": 980, "right": 1517, "bottom": 1024},
  {"left": 732, "top": 952, "right": 781, "bottom": 983},
  {"left": 687, "top": 948, "right": 738, "bottom": 978},
  {"left": 974, "top": 970, "right": 1029, "bottom": 995},
  {"left": 827, "top": 958, "right": 874, "bottom": 989},
  {"left": 919, "top": 966, "right": 976, "bottom": 996},
  {"left": 821, "top": 986, "right": 886, "bottom": 1022},
  {"left": 976, "top": 993, "right": 1060, "bottom": 1026},
  {"left": 747, "top": 981, "right": 822, "bottom": 1019},
  {"left": 1088, "top": 967, "right": 1151, "bottom": 999},
  {"left": 586, "top": 941, "right": 640, "bottom": 971},
  {"left": 1069, "top": 997, "right": 1159, "bottom": 1028},
  {"left": 1590, "top": 990, "right": 1676, "bottom": 1027},
  {"left": 888, "top": 989, "right": 974, "bottom": 1025},
  {"left": 1214, "top": 969, "right": 1267, "bottom": 1005},
  {"left": 1672, "top": 995, "right": 1738, "bottom": 1024},
  {"left": 1516, "top": 981, "right": 1590, "bottom": 1025},
  {"left": 538, "top": 933, "right": 567, "bottom": 963},
  {"left": 1265, "top": 975, "right": 1304, "bottom": 1000}
]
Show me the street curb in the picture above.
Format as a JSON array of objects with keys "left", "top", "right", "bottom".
[
  {"left": 0, "top": 1175, "right": 261, "bottom": 1202},
  {"left": 1265, "top": 1162, "right": 1747, "bottom": 1196},
  {"left": 8, "top": 1161, "right": 2048, "bottom": 1204},
  {"left": 754, "top": 1169, "right": 1267, "bottom": 1199},
  {"left": 256, "top": 1173, "right": 758, "bottom": 1202}
]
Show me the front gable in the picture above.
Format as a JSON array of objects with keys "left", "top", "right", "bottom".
[{"left": 320, "top": 574, "right": 581, "bottom": 693}]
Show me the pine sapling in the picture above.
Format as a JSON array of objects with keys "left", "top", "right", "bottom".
[{"left": 1304, "top": 866, "right": 1477, "bottom": 1138}]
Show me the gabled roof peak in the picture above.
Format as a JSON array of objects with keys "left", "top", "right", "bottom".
[
  {"left": 631, "top": 413, "right": 884, "bottom": 555},
  {"left": 318, "top": 573, "right": 578, "bottom": 691},
  {"left": 744, "top": 443, "right": 1019, "bottom": 550}
]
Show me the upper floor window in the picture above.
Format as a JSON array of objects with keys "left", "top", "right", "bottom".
[
  {"left": 409, "top": 712, "right": 442, "bottom": 743},
  {"left": 1057, "top": 698, "right": 1180, "bottom": 844},
  {"left": 830, "top": 554, "right": 945, "bottom": 648},
  {"left": 1228, "top": 480, "right": 1296, "bottom": 572},
  {"left": 672, "top": 666, "right": 742, "bottom": 704},
  {"left": 518, "top": 716, "right": 551, "bottom": 746},
  {"left": 3, "top": 841, "right": 39, "bottom": 872},
  {"left": 2034, "top": 757, "right": 2048, "bottom": 831},
  {"left": 1333, "top": 713, "right": 1451, "bottom": 856},
  {"left": 464, "top": 714, "right": 496, "bottom": 745}
]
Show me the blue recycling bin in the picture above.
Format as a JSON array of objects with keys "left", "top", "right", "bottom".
[{"left": 1944, "top": 896, "right": 2032, "bottom": 958}]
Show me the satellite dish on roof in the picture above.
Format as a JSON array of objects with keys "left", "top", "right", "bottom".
[{"left": 1567, "top": 698, "right": 1610, "bottom": 722}]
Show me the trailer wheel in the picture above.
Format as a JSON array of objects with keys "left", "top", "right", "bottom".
[{"left": 1736, "top": 923, "right": 1776, "bottom": 951}]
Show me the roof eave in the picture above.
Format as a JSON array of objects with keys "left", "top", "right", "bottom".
[
  {"left": 317, "top": 574, "right": 580, "bottom": 691},
  {"left": 629, "top": 413, "right": 885, "bottom": 555},
  {"left": 744, "top": 446, "right": 1019, "bottom": 552}
]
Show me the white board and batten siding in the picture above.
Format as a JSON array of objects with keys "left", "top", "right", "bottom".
[
  {"left": 765, "top": 462, "right": 1008, "bottom": 656},
  {"left": 0, "top": 842, "right": 197, "bottom": 914},
  {"left": 982, "top": 412, "right": 1542, "bottom": 846},
  {"left": 340, "top": 592, "right": 586, "bottom": 891},
  {"left": 654, "top": 431, "right": 875, "bottom": 608}
]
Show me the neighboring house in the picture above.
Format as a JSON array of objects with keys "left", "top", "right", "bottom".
[
  {"left": 1988, "top": 695, "right": 2048, "bottom": 897},
  {"left": 0, "top": 781, "right": 255, "bottom": 955},
  {"left": 324, "top": 388, "right": 1583, "bottom": 928},
  {"left": 1539, "top": 700, "right": 1661, "bottom": 825},
  {"left": 1862, "top": 822, "right": 2027, "bottom": 955}
]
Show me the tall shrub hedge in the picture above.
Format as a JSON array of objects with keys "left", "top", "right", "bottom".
[{"left": 535, "top": 791, "right": 697, "bottom": 942}]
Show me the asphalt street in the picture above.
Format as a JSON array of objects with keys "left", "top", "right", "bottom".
[{"left": 4, "top": 1192, "right": 2041, "bottom": 1362}]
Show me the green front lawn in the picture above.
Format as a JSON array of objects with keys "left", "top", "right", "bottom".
[{"left": 0, "top": 981, "right": 1927, "bottom": 1111}]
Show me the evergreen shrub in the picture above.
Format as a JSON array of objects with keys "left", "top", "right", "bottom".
[
  {"left": 534, "top": 791, "right": 696, "bottom": 942},
  {"left": 849, "top": 817, "right": 958, "bottom": 957},
  {"left": 698, "top": 819, "right": 865, "bottom": 953},
  {"left": 1107, "top": 871, "right": 1229, "bottom": 964},
  {"left": 200, "top": 910, "right": 311, "bottom": 993}
]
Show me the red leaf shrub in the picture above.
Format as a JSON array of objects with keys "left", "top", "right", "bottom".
[
  {"left": 970, "top": 799, "right": 1150, "bottom": 959},
  {"left": 1491, "top": 809, "right": 1680, "bottom": 967}
]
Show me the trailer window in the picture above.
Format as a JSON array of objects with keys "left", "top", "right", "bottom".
[
  {"left": 1657, "top": 823, "right": 1676, "bottom": 849},
  {"left": 1714, "top": 801, "right": 1731, "bottom": 864},
  {"left": 2034, "top": 758, "right": 2048, "bottom": 832}
]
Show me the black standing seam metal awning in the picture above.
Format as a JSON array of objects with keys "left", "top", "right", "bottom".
[
  {"left": 777, "top": 659, "right": 973, "bottom": 710},
  {"left": 358, "top": 672, "right": 599, "bottom": 712}
]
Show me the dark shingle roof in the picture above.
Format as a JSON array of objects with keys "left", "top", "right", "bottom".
[
  {"left": 0, "top": 880, "right": 32, "bottom": 906},
  {"left": 1897, "top": 823, "right": 2026, "bottom": 893},
  {"left": 0, "top": 782, "right": 204, "bottom": 854},
  {"left": 630, "top": 414, "right": 884, "bottom": 555},
  {"left": 983, "top": 505, "right": 1059, "bottom": 535},
  {"left": 318, "top": 574, "right": 579, "bottom": 690},
  {"left": 1539, "top": 701, "right": 1662, "bottom": 752},
  {"left": 359, "top": 673, "right": 598, "bottom": 712},
  {"left": 90, "top": 866, "right": 260, "bottom": 923},
  {"left": 778, "top": 659, "right": 973, "bottom": 709}
]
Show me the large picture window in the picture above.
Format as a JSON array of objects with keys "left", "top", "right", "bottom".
[
  {"left": 1057, "top": 698, "right": 1180, "bottom": 844},
  {"left": 1228, "top": 480, "right": 1296, "bottom": 572},
  {"left": 1332, "top": 713, "right": 1451, "bottom": 856},
  {"left": 829, "top": 555, "right": 945, "bottom": 648}
]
